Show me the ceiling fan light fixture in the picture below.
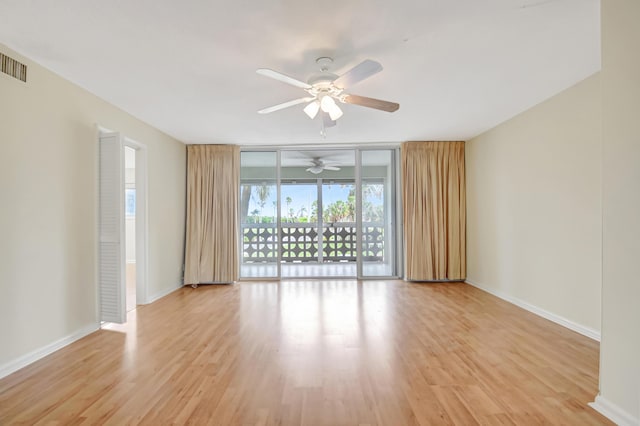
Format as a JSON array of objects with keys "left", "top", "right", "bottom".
[
  {"left": 307, "top": 166, "right": 323, "bottom": 174},
  {"left": 256, "top": 57, "right": 399, "bottom": 132},
  {"left": 328, "top": 104, "right": 343, "bottom": 121},
  {"left": 320, "top": 95, "right": 343, "bottom": 121},
  {"left": 320, "top": 95, "right": 336, "bottom": 112},
  {"left": 303, "top": 100, "right": 320, "bottom": 119}
]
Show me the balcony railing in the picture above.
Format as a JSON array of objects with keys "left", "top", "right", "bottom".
[{"left": 242, "top": 222, "right": 384, "bottom": 263}]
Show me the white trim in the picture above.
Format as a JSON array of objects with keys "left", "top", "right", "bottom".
[
  {"left": 123, "top": 138, "right": 149, "bottom": 305},
  {"left": 465, "top": 279, "right": 601, "bottom": 341},
  {"left": 394, "top": 147, "right": 404, "bottom": 279},
  {"left": 146, "top": 283, "right": 182, "bottom": 304},
  {"left": 0, "top": 323, "right": 100, "bottom": 380},
  {"left": 589, "top": 395, "right": 639, "bottom": 426},
  {"left": 239, "top": 142, "right": 402, "bottom": 151},
  {"left": 355, "top": 149, "right": 362, "bottom": 278}
]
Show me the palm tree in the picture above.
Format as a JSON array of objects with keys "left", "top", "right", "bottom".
[
  {"left": 255, "top": 184, "right": 271, "bottom": 210},
  {"left": 324, "top": 200, "right": 354, "bottom": 223},
  {"left": 240, "top": 184, "right": 252, "bottom": 222},
  {"left": 285, "top": 196, "right": 293, "bottom": 222},
  {"left": 241, "top": 183, "right": 273, "bottom": 222}
]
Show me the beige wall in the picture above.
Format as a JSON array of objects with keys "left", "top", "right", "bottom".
[
  {"left": 598, "top": 0, "right": 640, "bottom": 422},
  {"left": 466, "top": 73, "right": 602, "bottom": 336},
  {"left": 0, "top": 44, "right": 186, "bottom": 369}
]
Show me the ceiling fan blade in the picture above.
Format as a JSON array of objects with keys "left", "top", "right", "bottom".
[
  {"left": 258, "top": 97, "right": 315, "bottom": 114},
  {"left": 324, "top": 166, "right": 340, "bottom": 171},
  {"left": 322, "top": 111, "right": 337, "bottom": 127},
  {"left": 256, "top": 68, "right": 312, "bottom": 89},
  {"left": 333, "top": 60, "right": 383, "bottom": 89},
  {"left": 342, "top": 94, "right": 399, "bottom": 112}
]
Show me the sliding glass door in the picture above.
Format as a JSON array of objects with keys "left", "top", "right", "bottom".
[
  {"left": 360, "top": 150, "right": 398, "bottom": 277},
  {"left": 240, "top": 148, "right": 399, "bottom": 279},
  {"left": 280, "top": 180, "right": 319, "bottom": 277},
  {"left": 240, "top": 151, "right": 278, "bottom": 278}
]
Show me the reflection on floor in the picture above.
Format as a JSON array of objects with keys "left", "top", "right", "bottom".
[
  {"left": 126, "top": 262, "right": 136, "bottom": 312},
  {"left": 0, "top": 281, "right": 608, "bottom": 424},
  {"left": 240, "top": 262, "right": 394, "bottom": 278}
]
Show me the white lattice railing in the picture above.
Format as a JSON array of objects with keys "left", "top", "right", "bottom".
[{"left": 242, "top": 222, "right": 384, "bottom": 263}]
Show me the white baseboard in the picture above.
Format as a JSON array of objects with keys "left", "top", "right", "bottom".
[
  {"left": 0, "top": 322, "right": 100, "bottom": 380},
  {"left": 465, "top": 279, "right": 601, "bottom": 341},
  {"left": 589, "top": 395, "right": 639, "bottom": 426},
  {"left": 146, "top": 283, "right": 182, "bottom": 304},
  {"left": 0, "top": 283, "right": 182, "bottom": 380}
]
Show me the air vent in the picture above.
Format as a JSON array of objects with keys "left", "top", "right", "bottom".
[{"left": 1, "top": 52, "right": 27, "bottom": 82}]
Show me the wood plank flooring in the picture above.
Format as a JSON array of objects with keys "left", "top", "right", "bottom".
[{"left": 0, "top": 281, "right": 610, "bottom": 425}]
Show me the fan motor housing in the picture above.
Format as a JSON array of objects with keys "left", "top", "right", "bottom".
[{"left": 307, "top": 72, "right": 338, "bottom": 88}]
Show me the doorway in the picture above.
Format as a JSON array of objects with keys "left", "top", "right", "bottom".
[
  {"left": 98, "top": 131, "right": 148, "bottom": 323},
  {"left": 279, "top": 177, "right": 357, "bottom": 277},
  {"left": 239, "top": 148, "right": 399, "bottom": 279}
]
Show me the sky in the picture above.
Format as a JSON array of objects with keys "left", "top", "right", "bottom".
[{"left": 246, "top": 182, "right": 380, "bottom": 221}]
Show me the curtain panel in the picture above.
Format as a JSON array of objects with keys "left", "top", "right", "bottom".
[
  {"left": 401, "top": 141, "right": 466, "bottom": 281},
  {"left": 184, "top": 144, "right": 239, "bottom": 284}
]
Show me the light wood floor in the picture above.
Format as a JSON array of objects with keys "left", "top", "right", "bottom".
[{"left": 0, "top": 281, "right": 610, "bottom": 425}]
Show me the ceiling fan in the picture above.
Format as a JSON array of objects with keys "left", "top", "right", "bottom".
[
  {"left": 256, "top": 57, "right": 399, "bottom": 130},
  {"left": 306, "top": 158, "right": 340, "bottom": 174}
]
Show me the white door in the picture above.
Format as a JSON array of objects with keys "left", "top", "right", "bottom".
[{"left": 99, "top": 132, "right": 126, "bottom": 323}]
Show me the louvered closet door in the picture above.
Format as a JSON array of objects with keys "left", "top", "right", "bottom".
[{"left": 99, "top": 132, "right": 126, "bottom": 323}]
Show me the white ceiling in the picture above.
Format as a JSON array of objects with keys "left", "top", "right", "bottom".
[{"left": 0, "top": 0, "right": 600, "bottom": 146}]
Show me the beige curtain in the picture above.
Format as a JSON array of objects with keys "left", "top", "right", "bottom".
[
  {"left": 184, "top": 145, "right": 239, "bottom": 284},
  {"left": 401, "top": 141, "right": 466, "bottom": 281}
]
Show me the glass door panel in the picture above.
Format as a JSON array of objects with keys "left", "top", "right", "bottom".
[
  {"left": 280, "top": 181, "right": 319, "bottom": 267},
  {"left": 322, "top": 181, "right": 356, "bottom": 264},
  {"left": 240, "top": 151, "right": 278, "bottom": 278},
  {"left": 361, "top": 150, "right": 397, "bottom": 277}
]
